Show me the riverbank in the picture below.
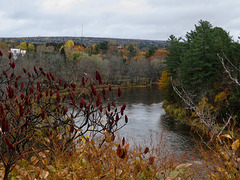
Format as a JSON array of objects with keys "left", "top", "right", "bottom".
[
  {"left": 162, "top": 100, "right": 209, "bottom": 134},
  {"left": 162, "top": 100, "right": 188, "bottom": 124}
]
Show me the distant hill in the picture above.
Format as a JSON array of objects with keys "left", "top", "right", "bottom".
[{"left": 0, "top": 36, "right": 168, "bottom": 47}]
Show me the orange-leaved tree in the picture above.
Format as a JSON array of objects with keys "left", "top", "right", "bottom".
[
  {"left": 158, "top": 70, "right": 170, "bottom": 94},
  {"left": 0, "top": 50, "right": 128, "bottom": 179}
]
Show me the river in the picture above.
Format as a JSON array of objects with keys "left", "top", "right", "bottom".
[{"left": 117, "top": 85, "right": 198, "bottom": 154}]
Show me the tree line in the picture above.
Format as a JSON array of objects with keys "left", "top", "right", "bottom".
[{"left": 0, "top": 40, "right": 168, "bottom": 85}]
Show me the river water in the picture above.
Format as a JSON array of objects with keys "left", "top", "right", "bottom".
[{"left": 117, "top": 85, "right": 198, "bottom": 154}]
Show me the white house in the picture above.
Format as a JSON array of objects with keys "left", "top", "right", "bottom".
[{"left": 10, "top": 48, "right": 26, "bottom": 60}]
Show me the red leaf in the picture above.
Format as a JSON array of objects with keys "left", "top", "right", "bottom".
[
  {"left": 5, "top": 103, "right": 10, "bottom": 110},
  {"left": 70, "top": 82, "right": 76, "bottom": 89},
  {"left": 45, "top": 88, "right": 49, "bottom": 96},
  {"left": 118, "top": 87, "right": 121, "bottom": 97},
  {"left": 41, "top": 109, "right": 45, "bottom": 120},
  {"left": 102, "top": 87, "right": 106, "bottom": 96},
  {"left": 116, "top": 113, "right": 119, "bottom": 121},
  {"left": 19, "top": 104, "right": 24, "bottom": 117},
  {"left": 82, "top": 76, "right": 85, "bottom": 86},
  {"left": 14, "top": 81, "right": 18, "bottom": 88},
  {"left": 121, "top": 103, "right": 126, "bottom": 115},
  {"left": 63, "top": 106, "right": 68, "bottom": 115},
  {"left": 7, "top": 86, "right": 14, "bottom": 98},
  {"left": 70, "top": 124, "right": 74, "bottom": 133},
  {"left": 10, "top": 73, "right": 14, "bottom": 78},
  {"left": 2, "top": 117, "right": 9, "bottom": 132},
  {"left": 96, "top": 71, "right": 99, "bottom": 80},
  {"left": 23, "top": 68, "right": 27, "bottom": 73},
  {"left": 34, "top": 66, "right": 38, "bottom": 73},
  {"left": 122, "top": 137, "right": 125, "bottom": 146},
  {"left": 80, "top": 98, "right": 85, "bottom": 108},
  {"left": 4, "top": 136, "right": 15, "bottom": 150},
  {"left": 125, "top": 115, "right": 128, "bottom": 123},
  {"left": 55, "top": 84, "right": 60, "bottom": 90},
  {"left": 50, "top": 90, "right": 53, "bottom": 96},
  {"left": 96, "top": 94, "right": 102, "bottom": 106},
  {"left": 144, "top": 147, "right": 150, "bottom": 154},
  {"left": 10, "top": 62, "right": 15, "bottom": 69},
  {"left": 20, "top": 94, "right": 24, "bottom": 100},
  {"left": 109, "top": 84, "right": 112, "bottom": 91},
  {"left": 25, "top": 96, "right": 30, "bottom": 106},
  {"left": 30, "top": 83, "right": 34, "bottom": 94},
  {"left": 56, "top": 91, "right": 61, "bottom": 102},
  {"left": 49, "top": 72, "right": 55, "bottom": 81},
  {"left": 91, "top": 85, "right": 97, "bottom": 96},
  {"left": 0, "top": 103, "right": 4, "bottom": 115},
  {"left": 37, "top": 82, "right": 41, "bottom": 91},
  {"left": 3, "top": 70, "right": 8, "bottom": 78},
  {"left": 64, "top": 83, "right": 67, "bottom": 89},
  {"left": 59, "top": 78, "right": 62, "bottom": 85},
  {"left": 8, "top": 52, "right": 12, "bottom": 59},
  {"left": 41, "top": 70, "right": 46, "bottom": 76},
  {"left": 20, "top": 82, "right": 24, "bottom": 90},
  {"left": 96, "top": 71, "right": 102, "bottom": 84},
  {"left": 47, "top": 73, "right": 50, "bottom": 81},
  {"left": 16, "top": 74, "right": 21, "bottom": 80},
  {"left": 27, "top": 72, "right": 31, "bottom": 77}
]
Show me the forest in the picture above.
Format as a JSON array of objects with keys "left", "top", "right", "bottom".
[
  {"left": 158, "top": 20, "right": 240, "bottom": 179},
  {"left": 0, "top": 38, "right": 168, "bottom": 86},
  {"left": 0, "top": 20, "right": 240, "bottom": 179}
]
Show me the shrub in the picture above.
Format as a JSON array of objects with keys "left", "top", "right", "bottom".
[{"left": 0, "top": 52, "right": 127, "bottom": 179}]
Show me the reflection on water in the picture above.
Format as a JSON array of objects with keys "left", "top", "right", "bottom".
[{"left": 117, "top": 86, "right": 198, "bottom": 153}]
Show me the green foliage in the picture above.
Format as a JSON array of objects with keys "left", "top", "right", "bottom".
[
  {"left": 27, "top": 43, "right": 35, "bottom": 53},
  {"left": 164, "top": 20, "right": 236, "bottom": 104},
  {"left": 127, "top": 44, "right": 137, "bottom": 58},
  {"left": 165, "top": 35, "right": 186, "bottom": 78},
  {"left": 98, "top": 41, "right": 109, "bottom": 53},
  {"left": 145, "top": 46, "right": 157, "bottom": 59},
  {"left": 180, "top": 20, "right": 232, "bottom": 91}
]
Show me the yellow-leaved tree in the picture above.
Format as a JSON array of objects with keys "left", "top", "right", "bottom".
[{"left": 158, "top": 70, "right": 170, "bottom": 94}]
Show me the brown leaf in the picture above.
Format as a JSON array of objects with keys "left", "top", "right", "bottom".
[
  {"left": 116, "top": 169, "right": 123, "bottom": 176},
  {"left": 122, "top": 137, "right": 125, "bottom": 146},
  {"left": 124, "top": 144, "right": 130, "bottom": 151},
  {"left": 117, "top": 145, "right": 124, "bottom": 158},
  {"left": 232, "top": 139, "right": 240, "bottom": 152},
  {"left": 39, "top": 170, "right": 49, "bottom": 179},
  {"left": 149, "top": 156, "right": 155, "bottom": 165},
  {"left": 38, "top": 152, "right": 46, "bottom": 159},
  {"left": 144, "top": 147, "right": 150, "bottom": 154},
  {"left": 219, "top": 134, "right": 232, "bottom": 139}
]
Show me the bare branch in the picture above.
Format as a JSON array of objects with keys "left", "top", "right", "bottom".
[{"left": 218, "top": 53, "right": 240, "bottom": 86}]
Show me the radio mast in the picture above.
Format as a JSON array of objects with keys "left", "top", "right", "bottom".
[{"left": 81, "top": 24, "right": 83, "bottom": 45}]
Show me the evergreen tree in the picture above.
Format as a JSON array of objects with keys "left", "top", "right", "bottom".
[
  {"left": 179, "top": 20, "right": 232, "bottom": 92},
  {"left": 165, "top": 35, "right": 186, "bottom": 78}
]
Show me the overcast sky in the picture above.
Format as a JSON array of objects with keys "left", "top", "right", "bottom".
[{"left": 0, "top": 0, "right": 239, "bottom": 41}]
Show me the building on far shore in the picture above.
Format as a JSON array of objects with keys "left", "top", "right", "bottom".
[{"left": 10, "top": 48, "right": 26, "bottom": 60}]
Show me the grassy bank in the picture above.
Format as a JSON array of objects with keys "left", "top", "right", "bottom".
[{"left": 162, "top": 100, "right": 188, "bottom": 124}]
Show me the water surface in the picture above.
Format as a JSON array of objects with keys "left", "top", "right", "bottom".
[{"left": 117, "top": 86, "right": 198, "bottom": 153}]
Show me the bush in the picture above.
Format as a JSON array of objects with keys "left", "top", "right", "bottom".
[{"left": 0, "top": 51, "right": 127, "bottom": 179}]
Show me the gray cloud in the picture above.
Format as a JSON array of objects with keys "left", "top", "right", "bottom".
[{"left": 0, "top": 0, "right": 239, "bottom": 40}]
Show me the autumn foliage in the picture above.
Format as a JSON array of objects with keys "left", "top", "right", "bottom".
[
  {"left": 0, "top": 52, "right": 127, "bottom": 179},
  {"left": 158, "top": 70, "right": 170, "bottom": 94}
]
